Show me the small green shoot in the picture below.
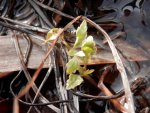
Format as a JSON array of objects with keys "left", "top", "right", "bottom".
[
  {"left": 66, "top": 20, "right": 97, "bottom": 90},
  {"left": 74, "top": 20, "right": 87, "bottom": 48},
  {"left": 45, "top": 28, "right": 60, "bottom": 43}
]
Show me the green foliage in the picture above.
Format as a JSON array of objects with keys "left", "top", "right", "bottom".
[
  {"left": 74, "top": 51, "right": 85, "bottom": 57},
  {"left": 66, "top": 20, "right": 97, "bottom": 90},
  {"left": 45, "top": 28, "right": 59, "bottom": 43},
  {"left": 74, "top": 20, "right": 87, "bottom": 48},
  {"left": 66, "top": 74, "right": 83, "bottom": 90},
  {"left": 81, "top": 36, "right": 96, "bottom": 55},
  {"left": 68, "top": 49, "right": 78, "bottom": 56},
  {"left": 66, "top": 57, "right": 79, "bottom": 74},
  {"left": 83, "top": 69, "right": 95, "bottom": 76}
]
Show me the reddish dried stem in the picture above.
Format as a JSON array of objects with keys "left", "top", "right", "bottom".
[
  {"left": 13, "top": 16, "right": 82, "bottom": 113},
  {"left": 97, "top": 65, "right": 127, "bottom": 112},
  {"left": 16, "top": 16, "right": 81, "bottom": 98}
]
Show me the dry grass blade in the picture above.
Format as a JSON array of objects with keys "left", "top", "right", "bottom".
[
  {"left": 32, "top": 0, "right": 74, "bottom": 19},
  {"left": 28, "top": 0, "right": 54, "bottom": 28},
  {"left": 27, "top": 62, "right": 53, "bottom": 113},
  {"left": 12, "top": 33, "right": 60, "bottom": 113},
  {"left": 13, "top": 97, "right": 19, "bottom": 113},
  {"left": 0, "top": 21, "right": 36, "bottom": 35},
  {"left": 98, "top": 65, "right": 126, "bottom": 112},
  {"left": 12, "top": 16, "right": 81, "bottom": 113},
  {"left": 0, "top": 16, "right": 48, "bottom": 33},
  {"left": 52, "top": 50, "right": 68, "bottom": 113},
  {"left": 83, "top": 16, "right": 135, "bottom": 113}
]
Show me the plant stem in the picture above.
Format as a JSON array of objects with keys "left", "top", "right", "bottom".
[{"left": 83, "top": 16, "right": 135, "bottom": 113}]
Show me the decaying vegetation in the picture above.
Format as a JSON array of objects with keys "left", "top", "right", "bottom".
[{"left": 0, "top": 0, "right": 150, "bottom": 113}]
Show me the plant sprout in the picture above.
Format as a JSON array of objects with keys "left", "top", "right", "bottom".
[
  {"left": 45, "top": 20, "right": 97, "bottom": 90},
  {"left": 66, "top": 20, "right": 97, "bottom": 89}
]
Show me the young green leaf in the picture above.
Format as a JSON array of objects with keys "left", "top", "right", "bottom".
[
  {"left": 66, "top": 74, "right": 83, "bottom": 90},
  {"left": 83, "top": 69, "right": 94, "bottom": 76},
  {"left": 68, "top": 49, "right": 78, "bottom": 56},
  {"left": 74, "top": 51, "right": 85, "bottom": 57},
  {"left": 66, "top": 57, "right": 79, "bottom": 74},
  {"left": 81, "top": 36, "right": 96, "bottom": 54},
  {"left": 74, "top": 20, "right": 87, "bottom": 48},
  {"left": 82, "top": 36, "right": 95, "bottom": 48},
  {"left": 45, "top": 28, "right": 59, "bottom": 43},
  {"left": 82, "top": 46, "right": 93, "bottom": 55}
]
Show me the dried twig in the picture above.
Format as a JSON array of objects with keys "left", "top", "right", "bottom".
[
  {"left": 97, "top": 65, "right": 127, "bottom": 112},
  {"left": 13, "top": 16, "right": 81, "bottom": 113},
  {"left": 71, "top": 90, "right": 124, "bottom": 100},
  {"left": 27, "top": 59, "right": 53, "bottom": 113},
  {"left": 52, "top": 48, "right": 68, "bottom": 113},
  {"left": 0, "top": 21, "right": 36, "bottom": 35},
  {"left": 12, "top": 32, "right": 60, "bottom": 113},
  {"left": 28, "top": 0, "right": 54, "bottom": 28},
  {"left": 17, "top": 100, "right": 71, "bottom": 106},
  {"left": 83, "top": 16, "right": 135, "bottom": 113},
  {"left": 0, "top": 16, "right": 48, "bottom": 33},
  {"left": 13, "top": 98, "right": 19, "bottom": 113},
  {"left": 32, "top": 0, "right": 74, "bottom": 19},
  {"left": 103, "top": 31, "right": 125, "bottom": 44}
]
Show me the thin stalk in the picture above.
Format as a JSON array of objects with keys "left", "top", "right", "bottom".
[
  {"left": 32, "top": 0, "right": 74, "bottom": 19},
  {"left": 13, "top": 16, "right": 81, "bottom": 113},
  {"left": 83, "top": 16, "right": 135, "bottom": 113}
]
